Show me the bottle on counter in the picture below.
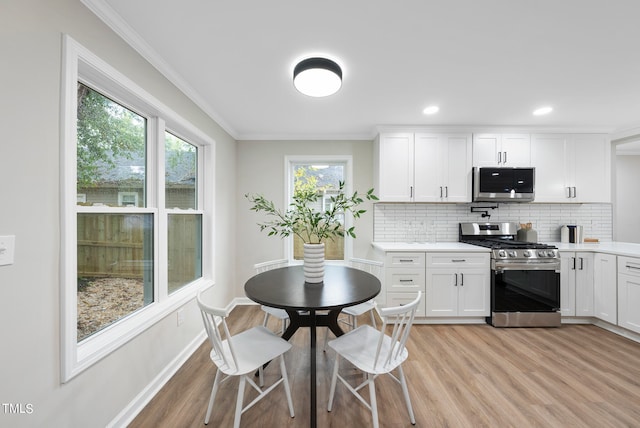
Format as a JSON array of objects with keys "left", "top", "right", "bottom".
[{"left": 560, "top": 225, "right": 569, "bottom": 243}]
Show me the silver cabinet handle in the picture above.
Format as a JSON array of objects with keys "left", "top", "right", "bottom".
[
  {"left": 440, "top": 186, "right": 443, "bottom": 198},
  {"left": 451, "top": 259, "right": 466, "bottom": 263},
  {"left": 572, "top": 257, "right": 576, "bottom": 270},
  {"left": 503, "top": 151, "right": 507, "bottom": 164},
  {"left": 626, "top": 264, "right": 640, "bottom": 271},
  {"left": 399, "top": 279, "right": 414, "bottom": 283},
  {"left": 461, "top": 273, "right": 464, "bottom": 286},
  {"left": 410, "top": 186, "right": 413, "bottom": 198},
  {"left": 445, "top": 186, "right": 448, "bottom": 198},
  {"left": 573, "top": 187, "right": 577, "bottom": 198},
  {"left": 579, "top": 257, "right": 584, "bottom": 270},
  {"left": 498, "top": 152, "right": 502, "bottom": 164},
  {"left": 454, "top": 273, "right": 458, "bottom": 286},
  {"left": 399, "top": 259, "right": 415, "bottom": 263}
]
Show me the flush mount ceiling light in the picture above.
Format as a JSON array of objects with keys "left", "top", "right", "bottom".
[
  {"left": 533, "top": 106, "right": 553, "bottom": 116},
  {"left": 423, "top": 105, "right": 440, "bottom": 115},
  {"left": 293, "top": 57, "right": 342, "bottom": 97}
]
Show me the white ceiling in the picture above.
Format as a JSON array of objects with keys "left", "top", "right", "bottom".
[{"left": 84, "top": 0, "right": 640, "bottom": 141}]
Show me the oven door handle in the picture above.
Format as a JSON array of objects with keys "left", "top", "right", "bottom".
[{"left": 493, "top": 262, "right": 561, "bottom": 272}]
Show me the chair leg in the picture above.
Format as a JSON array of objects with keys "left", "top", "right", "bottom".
[
  {"left": 397, "top": 365, "right": 416, "bottom": 424},
  {"left": 233, "top": 376, "right": 246, "bottom": 428},
  {"left": 262, "top": 312, "right": 270, "bottom": 328},
  {"left": 258, "top": 366, "right": 264, "bottom": 387},
  {"left": 327, "top": 356, "right": 340, "bottom": 411},
  {"left": 368, "top": 373, "right": 379, "bottom": 428},
  {"left": 205, "top": 370, "right": 222, "bottom": 425},
  {"left": 279, "top": 355, "right": 295, "bottom": 418},
  {"left": 369, "top": 309, "right": 376, "bottom": 329}
]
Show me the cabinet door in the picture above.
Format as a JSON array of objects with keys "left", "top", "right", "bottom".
[
  {"left": 618, "top": 257, "right": 640, "bottom": 334},
  {"left": 425, "top": 270, "right": 458, "bottom": 316},
  {"left": 594, "top": 253, "right": 617, "bottom": 324},
  {"left": 501, "top": 134, "right": 531, "bottom": 167},
  {"left": 442, "top": 134, "right": 472, "bottom": 202},
  {"left": 531, "top": 134, "right": 571, "bottom": 202},
  {"left": 414, "top": 134, "right": 442, "bottom": 201},
  {"left": 572, "top": 134, "right": 611, "bottom": 203},
  {"left": 559, "top": 252, "right": 576, "bottom": 316},
  {"left": 376, "top": 133, "right": 414, "bottom": 201},
  {"left": 473, "top": 134, "right": 501, "bottom": 166},
  {"left": 457, "top": 268, "right": 490, "bottom": 316},
  {"left": 575, "top": 252, "right": 595, "bottom": 316}
]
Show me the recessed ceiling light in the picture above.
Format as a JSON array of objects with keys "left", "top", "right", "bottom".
[
  {"left": 293, "top": 57, "right": 342, "bottom": 97},
  {"left": 423, "top": 105, "right": 439, "bottom": 115},
  {"left": 533, "top": 106, "right": 553, "bottom": 116}
]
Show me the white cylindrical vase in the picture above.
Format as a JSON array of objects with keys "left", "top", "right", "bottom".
[{"left": 303, "top": 243, "right": 325, "bottom": 283}]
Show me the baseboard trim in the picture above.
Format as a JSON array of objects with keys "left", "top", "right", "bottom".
[{"left": 106, "top": 330, "right": 207, "bottom": 428}]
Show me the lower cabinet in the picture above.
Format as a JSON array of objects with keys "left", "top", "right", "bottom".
[
  {"left": 560, "top": 251, "right": 594, "bottom": 316},
  {"left": 618, "top": 256, "right": 640, "bottom": 334},
  {"left": 594, "top": 253, "right": 617, "bottom": 324},
  {"left": 425, "top": 253, "right": 490, "bottom": 317},
  {"left": 384, "top": 252, "right": 426, "bottom": 317}
]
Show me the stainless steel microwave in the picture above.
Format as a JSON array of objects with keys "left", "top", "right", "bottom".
[{"left": 473, "top": 167, "right": 535, "bottom": 202}]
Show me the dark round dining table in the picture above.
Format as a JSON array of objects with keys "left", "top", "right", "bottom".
[{"left": 244, "top": 264, "right": 381, "bottom": 428}]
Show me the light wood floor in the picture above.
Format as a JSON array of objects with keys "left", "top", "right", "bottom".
[{"left": 129, "top": 305, "right": 640, "bottom": 427}]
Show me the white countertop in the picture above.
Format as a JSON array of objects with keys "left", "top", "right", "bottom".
[
  {"left": 551, "top": 242, "right": 640, "bottom": 258},
  {"left": 372, "top": 241, "right": 640, "bottom": 258},
  {"left": 371, "top": 242, "right": 490, "bottom": 253}
]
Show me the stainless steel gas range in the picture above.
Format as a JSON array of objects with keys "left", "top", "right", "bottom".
[{"left": 459, "top": 222, "right": 561, "bottom": 327}]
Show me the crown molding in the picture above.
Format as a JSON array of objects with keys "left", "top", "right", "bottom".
[{"left": 81, "top": 0, "right": 239, "bottom": 140}]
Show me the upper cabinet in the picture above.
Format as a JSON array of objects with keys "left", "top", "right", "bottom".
[
  {"left": 374, "top": 132, "right": 472, "bottom": 202},
  {"left": 531, "top": 134, "right": 610, "bottom": 203},
  {"left": 473, "top": 133, "right": 531, "bottom": 167}
]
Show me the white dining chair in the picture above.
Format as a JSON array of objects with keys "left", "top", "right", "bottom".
[
  {"left": 323, "top": 258, "right": 382, "bottom": 349},
  {"left": 254, "top": 259, "right": 290, "bottom": 334},
  {"left": 327, "top": 291, "right": 422, "bottom": 428},
  {"left": 197, "top": 291, "right": 295, "bottom": 428}
]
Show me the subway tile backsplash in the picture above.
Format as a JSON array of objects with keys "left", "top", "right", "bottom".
[{"left": 373, "top": 203, "right": 613, "bottom": 243}]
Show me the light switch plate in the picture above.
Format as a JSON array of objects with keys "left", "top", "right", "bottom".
[{"left": 0, "top": 235, "right": 15, "bottom": 266}]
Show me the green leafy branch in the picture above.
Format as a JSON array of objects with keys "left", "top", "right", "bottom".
[{"left": 246, "top": 181, "right": 378, "bottom": 244}]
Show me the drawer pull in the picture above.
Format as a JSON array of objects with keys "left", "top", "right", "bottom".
[
  {"left": 626, "top": 264, "right": 640, "bottom": 271},
  {"left": 399, "top": 279, "right": 414, "bottom": 283},
  {"left": 451, "top": 259, "right": 466, "bottom": 263},
  {"left": 398, "top": 259, "right": 415, "bottom": 263}
]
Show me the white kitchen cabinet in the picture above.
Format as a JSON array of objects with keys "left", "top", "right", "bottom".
[
  {"left": 618, "top": 256, "right": 640, "bottom": 334},
  {"left": 593, "top": 253, "right": 617, "bottom": 324},
  {"left": 531, "top": 134, "right": 610, "bottom": 203},
  {"left": 374, "top": 132, "right": 472, "bottom": 202},
  {"left": 560, "top": 251, "right": 594, "bottom": 316},
  {"left": 384, "top": 252, "right": 426, "bottom": 316},
  {"left": 473, "top": 133, "right": 531, "bottom": 167},
  {"left": 425, "top": 253, "right": 490, "bottom": 317},
  {"left": 373, "top": 133, "right": 414, "bottom": 202}
]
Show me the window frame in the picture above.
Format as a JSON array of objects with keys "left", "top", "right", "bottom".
[
  {"left": 284, "top": 155, "right": 354, "bottom": 263},
  {"left": 60, "top": 35, "right": 215, "bottom": 382}
]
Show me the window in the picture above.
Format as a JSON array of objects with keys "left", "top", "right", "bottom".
[
  {"left": 61, "top": 36, "right": 213, "bottom": 381},
  {"left": 287, "top": 156, "right": 353, "bottom": 262}
]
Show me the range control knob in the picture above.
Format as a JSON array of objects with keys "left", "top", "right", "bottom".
[
  {"left": 546, "top": 250, "right": 556, "bottom": 257},
  {"left": 538, "top": 250, "right": 546, "bottom": 257},
  {"left": 498, "top": 250, "right": 507, "bottom": 258},
  {"left": 524, "top": 250, "right": 532, "bottom": 257},
  {"left": 508, "top": 251, "right": 517, "bottom": 258}
]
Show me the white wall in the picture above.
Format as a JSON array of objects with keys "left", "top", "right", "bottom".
[
  {"left": 0, "top": 1, "right": 236, "bottom": 426},
  {"left": 615, "top": 155, "right": 640, "bottom": 243},
  {"left": 235, "top": 140, "right": 376, "bottom": 295}
]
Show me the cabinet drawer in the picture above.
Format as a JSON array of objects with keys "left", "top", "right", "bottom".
[
  {"left": 385, "top": 268, "right": 425, "bottom": 292},
  {"left": 386, "top": 252, "right": 425, "bottom": 268},
  {"left": 386, "top": 292, "right": 426, "bottom": 317},
  {"left": 619, "top": 256, "right": 640, "bottom": 278},
  {"left": 427, "top": 253, "right": 489, "bottom": 268}
]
